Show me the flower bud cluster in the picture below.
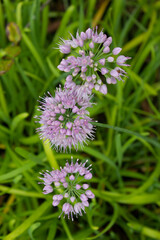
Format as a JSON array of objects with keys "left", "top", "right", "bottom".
[{"left": 39, "top": 158, "right": 95, "bottom": 220}]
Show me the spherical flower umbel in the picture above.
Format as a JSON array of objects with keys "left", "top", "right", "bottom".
[
  {"left": 57, "top": 27, "right": 131, "bottom": 95},
  {"left": 39, "top": 158, "right": 95, "bottom": 220},
  {"left": 35, "top": 86, "right": 95, "bottom": 152}
]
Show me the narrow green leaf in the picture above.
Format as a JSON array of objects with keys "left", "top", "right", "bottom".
[
  {"left": 22, "top": 32, "right": 48, "bottom": 77},
  {"left": 19, "top": 135, "right": 40, "bottom": 145},
  {"left": 11, "top": 112, "right": 29, "bottom": 132},
  {"left": 47, "top": 220, "right": 58, "bottom": 240},
  {"left": 115, "top": 134, "right": 123, "bottom": 167},
  {"left": 0, "top": 185, "right": 44, "bottom": 198},
  {"left": 93, "top": 189, "right": 160, "bottom": 204},
  {"left": 91, "top": 122, "right": 160, "bottom": 149},
  {"left": 0, "top": 1, "right": 6, "bottom": 46},
  {"left": 51, "top": 5, "right": 75, "bottom": 44},
  {"left": 41, "top": 5, "right": 49, "bottom": 46},
  {"left": 87, "top": 203, "right": 119, "bottom": 239},
  {"left": 0, "top": 161, "right": 35, "bottom": 182},
  {"left": 0, "top": 82, "right": 9, "bottom": 117},
  {"left": 15, "top": 147, "right": 44, "bottom": 165},
  {"left": 128, "top": 222, "right": 160, "bottom": 239},
  {"left": 4, "top": 201, "right": 50, "bottom": 240},
  {"left": 83, "top": 146, "right": 117, "bottom": 169}
]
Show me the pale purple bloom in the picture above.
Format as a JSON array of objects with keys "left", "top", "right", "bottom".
[
  {"left": 82, "top": 201, "right": 89, "bottom": 207},
  {"left": 112, "top": 47, "right": 122, "bottom": 55},
  {"left": 103, "top": 46, "right": 110, "bottom": 53},
  {"left": 85, "top": 190, "right": 95, "bottom": 199},
  {"left": 69, "top": 175, "right": 75, "bottom": 180},
  {"left": 116, "top": 55, "right": 131, "bottom": 66},
  {"left": 82, "top": 184, "right": 89, "bottom": 189},
  {"left": 101, "top": 68, "right": 108, "bottom": 75},
  {"left": 53, "top": 194, "right": 63, "bottom": 201},
  {"left": 63, "top": 182, "right": 68, "bottom": 188},
  {"left": 107, "top": 77, "right": 117, "bottom": 84},
  {"left": 70, "top": 196, "right": 75, "bottom": 202},
  {"left": 104, "top": 37, "right": 112, "bottom": 47},
  {"left": 59, "top": 44, "right": 71, "bottom": 54},
  {"left": 52, "top": 200, "right": 60, "bottom": 206},
  {"left": 110, "top": 69, "right": 119, "bottom": 78},
  {"left": 39, "top": 157, "right": 95, "bottom": 220},
  {"left": 42, "top": 185, "right": 53, "bottom": 194},
  {"left": 64, "top": 193, "right": 69, "bottom": 198},
  {"left": 107, "top": 57, "right": 114, "bottom": 62},
  {"left": 57, "top": 27, "right": 131, "bottom": 94},
  {"left": 35, "top": 86, "right": 95, "bottom": 152},
  {"left": 76, "top": 184, "right": 81, "bottom": 190},
  {"left": 99, "top": 85, "right": 107, "bottom": 94},
  {"left": 74, "top": 203, "right": 85, "bottom": 216},
  {"left": 80, "top": 194, "right": 88, "bottom": 201},
  {"left": 84, "top": 172, "right": 92, "bottom": 180},
  {"left": 62, "top": 203, "right": 74, "bottom": 220},
  {"left": 99, "top": 58, "right": 105, "bottom": 65}
]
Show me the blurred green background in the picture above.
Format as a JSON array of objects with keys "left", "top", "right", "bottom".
[{"left": 0, "top": 0, "right": 160, "bottom": 239}]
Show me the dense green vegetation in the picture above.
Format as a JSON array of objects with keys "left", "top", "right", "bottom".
[{"left": 0, "top": 0, "right": 160, "bottom": 239}]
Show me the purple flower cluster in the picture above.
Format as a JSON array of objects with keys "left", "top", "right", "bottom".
[
  {"left": 39, "top": 158, "right": 95, "bottom": 220},
  {"left": 35, "top": 86, "right": 95, "bottom": 152},
  {"left": 36, "top": 28, "right": 131, "bottom": 219},
  {"left": 36, "top": 27, "right": 131, "bottom": 152},
  {"left": 58, "top": 27, "right": 131, "bottom": 95}
]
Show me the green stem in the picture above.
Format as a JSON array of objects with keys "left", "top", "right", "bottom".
[{"left": 61, "top": 218, "right": 74, "bottom": 240}]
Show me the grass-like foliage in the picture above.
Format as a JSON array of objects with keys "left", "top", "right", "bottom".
[{"left": 0, "top": 0, "right": 160, "bottom": 239}]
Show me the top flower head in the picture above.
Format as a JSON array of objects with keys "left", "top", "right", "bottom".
[{"left": 57, "top": 27, "right": 131, "bottom": 95}]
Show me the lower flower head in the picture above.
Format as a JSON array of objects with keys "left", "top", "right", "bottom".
[
  {"left": 39, "top": 157, "right": 95, "bottom": 220},
  {"left": 35, "top": 86, "right": 95, "bottom": 152}
]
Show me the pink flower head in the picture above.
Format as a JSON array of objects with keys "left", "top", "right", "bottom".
[
  {"left": 57, "top": 27, "right": 131, "bottom": 95},
  {"left": 35, "top": 86, "right": 95, "bottom": 152},
  {"left": 39, "top": 157, "right": 94, "bottom": 220}
]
